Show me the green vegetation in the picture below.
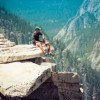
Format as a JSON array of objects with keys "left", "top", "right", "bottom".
[
  {"left": 51, "top": 11, "right": 100, "bottom": 100},
  {"left": 0, "top": 7, "right": 49, "bottom": 44},
  {"left": 67, "top": 22, "right": 100, "bottom": 61},
  {"left": 52, "top": 39, "right": 100, "bottom": 100},
  {"left": 0, "top": 6, "right": 100, "bottom": 100},
  {"left": 0, "top": 7, "right": 34, "bottom": 44}
]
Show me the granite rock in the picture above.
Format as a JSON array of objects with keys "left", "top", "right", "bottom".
[{"left": 0, "top": 62, "right": 53, "bottom": 97}]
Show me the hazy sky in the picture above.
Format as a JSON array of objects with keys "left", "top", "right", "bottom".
[{"left": 0, "top": 0, "right": 83, "bottom": 37}]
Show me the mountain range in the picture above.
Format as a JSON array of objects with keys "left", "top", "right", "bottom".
[{"left": 54, "top": 0, "right": 100, "bottom": 71}]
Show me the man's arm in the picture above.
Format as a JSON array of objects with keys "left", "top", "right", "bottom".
[
  {"left": 32, "top": 32, "right": 35, "bottom": 45},
  {"left": 42, "top": 34, "right": 46, "bottom": 42},
  {"left": 42, "top": 34, "right": 45, "bottom": 39}
]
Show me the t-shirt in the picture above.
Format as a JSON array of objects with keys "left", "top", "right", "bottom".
[{"left": 33, "top": 32, "right": 42, "bottom": 41}]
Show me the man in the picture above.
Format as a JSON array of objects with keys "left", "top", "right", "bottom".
[{"left": 33, "top": 27, "right": 53, "bottom": 55}]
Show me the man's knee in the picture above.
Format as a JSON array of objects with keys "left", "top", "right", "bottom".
[
  {"left": 45, "top": 42, "right": 50, "bottom": 45},
  {"left": 36, "top": 42, "right": 41, "bottom": 47}
]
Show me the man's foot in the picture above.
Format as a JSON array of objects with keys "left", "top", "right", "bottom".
[
  {"left": 43, "top": 52, "right": 48, "bottom": 56},
  {"left": 49, "top": 52, "right": 54, "bottom": 56},
  {"left": 45, "top": 52, "right": 48, "bottom": 56}
]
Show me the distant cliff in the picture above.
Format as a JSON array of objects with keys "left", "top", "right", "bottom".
[
  {"left": 54, "top": 0, "right": 100, "bottom": 70},
  {"left": 53, "top": 1, "right": 100, "bottom": 99}
]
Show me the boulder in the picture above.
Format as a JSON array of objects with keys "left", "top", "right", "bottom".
[
  {"left": 23, "top": 72, "right": 82, "bottom": 100},
  {"left": 0, "top": 62, "right": 54, "bottom": 97},
  {"left": 0, "top": 45, "right": 42, "bottom": 63},
  {"left": 0, "top": 34, "right": 15, "bottom": 48},
  {"left": 52, "top": 72, "right": 80, "bottom": 83},
  {"left": 0, "top": 34, "right": 5, "bottom": 39},
  {"left": 0, "top": 34, "right": 44, "bottom": 63}
]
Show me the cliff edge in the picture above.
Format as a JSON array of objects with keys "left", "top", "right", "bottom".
[{"left": 0, "top": 34, "right": 83, "bottom": 100}]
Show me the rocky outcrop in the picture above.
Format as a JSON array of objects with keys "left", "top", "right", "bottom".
[
  {"left": 0, "top": 70, "right": 83, "bottom": 100},
  {"left": 0, "top": 34, "right": 15, "bottom": 48},
  {"left": 0, "top": 45, "right": 43, "bottom": 63},
  {"left": 0, "top": 34, "right": 43, "bottom": 63},
  {"left": 0, "top": 34, "right": 56, "bottom": 99},
  {"left": 52, "top": 72, "right": 83, "bottom": 100},
  {"left": 0, "top": 34, "right": 55, "bottom": 98},
  {"left": 22, "top": 72, "right": 83, "bottom": 100},
  {"left": 0, "top": 62, "right": 55, "bottom": 97},
  {"left": 0, "top": 34, "right": 83, "bottom": 100}
]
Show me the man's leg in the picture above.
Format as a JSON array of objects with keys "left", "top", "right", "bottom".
[
  {"left": 45, "top": 42, "right": 52, "bottom": 54},
  {"left": 35, "top": 41, "right": 45, "bottom": 54}
]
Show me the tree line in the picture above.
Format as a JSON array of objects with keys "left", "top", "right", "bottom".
[{"left": 52, "top": 39, "right": 100, "bottom": 100}]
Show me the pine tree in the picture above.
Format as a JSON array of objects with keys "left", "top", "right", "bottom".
[
  {"left": 92, "top": 86, "right": 98, "bottom": 100},
  {"left": 83, "top": 72, "right": 91, "bottom": 100}
]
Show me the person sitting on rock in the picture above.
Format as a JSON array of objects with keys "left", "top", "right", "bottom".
[{"left": 33, "top": 26, "right": 53, "bottom": 56}]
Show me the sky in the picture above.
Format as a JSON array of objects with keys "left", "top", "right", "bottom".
[{"left": 0, "top": 0, "right": 83, "bottom": 37}]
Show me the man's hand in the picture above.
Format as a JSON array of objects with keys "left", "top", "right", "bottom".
[
  {"left": 42, "top": 34, "right": 46, "bottom": 42},
  {"left": 43, "top": 38, "right": 45, "bottom": 42}
]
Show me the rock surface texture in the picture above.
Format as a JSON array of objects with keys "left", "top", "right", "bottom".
[
  {"left": 23, "top": 72, "right": 82, "bottom": 100},
  {"left": 0, "top": 34, "right": 83, "bottom": 100},
  {"left": 0, "top": 33, "right": 42, "bottom": 63},
  {"left": 0, "top": 62, "right": 54, "bottom": 97}
]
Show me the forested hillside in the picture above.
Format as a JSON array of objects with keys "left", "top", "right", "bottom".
[
  {"left": 0, "top": 7, "right": 33, "bottom": 44},
  {"left": 53, "top": 0, "right": 100, "bottom": 99},
  {"left": 54, "top": 0, "right": 100, "bottom": 71},
  {"left": 52, "top": 40, "right": 100, "bottom": 100}
]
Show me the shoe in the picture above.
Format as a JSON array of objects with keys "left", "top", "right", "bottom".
[
  {"left": 44, "top": 52, "right": 48, "bottom": 56},
  {"left": 49, "top": 52, "right": 54, "bottom": 56}
]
